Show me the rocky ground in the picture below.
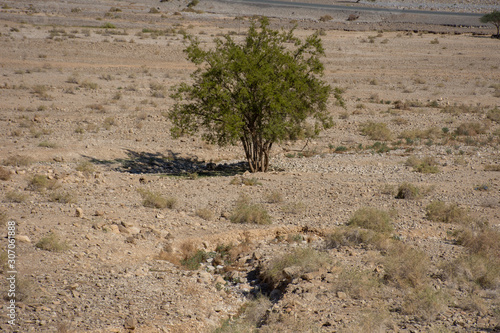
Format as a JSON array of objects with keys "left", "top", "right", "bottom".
[{"left": 0, "top": 0, "right": 499, "bottom": 332}]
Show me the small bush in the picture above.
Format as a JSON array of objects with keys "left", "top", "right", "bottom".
[
  {"left": 181, "top": 249, "right": 208, "bottom": 270},
  {"left": 3, "top": 155, "right": 33, "bottom": 167},
  {"left": 100, "top": 22, "right": 116, "bottom": 29},
  {"left": 454, "top": 122, "right": 487, "bottom": 136},
  {"left": 425, "top": 201, "right": 468, "bottom": 224},
  {"left": 5, "top": 191, "right": 28, "bottom": 203},
  {"left": 29, "top": 174, "right": 59, "bottom": 192},
  {"left": 319, "top": 15, "right": 332, "bottom": 22},
  {"left": 405, "top": 156, "right": 440, "bottom": 174},
  {"left": 49, "top": 191, "right": 76, "bottom": 204},
  {"left": 195, "top": 207, "right": 213, "bottom": 221},
  {"left": 281, "top": 201, "right": 306, "bottom": 215},
  {"left": 38, "top": 141, "right": 57, "bottom": 148},
  {"left": 395, "top": 182, "right": 420, "bottom": 199},
  {"left": 360, "top": 122, "right": 392, "bottom": 141},
  {"left": 230, "top": 195, "right": 271, "bottom": 225},
  {"left": 383, "top": 243, "right": 429, "bottom": 288},
  {"left": 262, "top": 247, "right": 331, "bottom": 288},
  {"left": 486, "top": 107, "right": 500, "bottom": 123},
  {"left": 137, "top": 189, "right": 175, "bottom": 209},
  {"left": 265, "top": 190, "right": 283, "bottom": 203},
  {"left": 401, "top": 286, "right": 447, "bottom": 320},
  {"left": 327, "top": 226, "right": 392, "bottom": 251},
  {"left": 348, "top": 207, "right": 393, "bottom": 233},
  {"left": 230, "top": 176, "right": 261, "bottom": 186},
  {"left": 0, "top": 166, "right": 11, "bottom": 180},
  {"left": 35, "top": 233, "right": 69, "bottom": 252},
  {"left": 76, "top": 160, "right": 95, "bottom": 175},
  {"left": 484, "top": 164, "right": 500, "bottom": 171},
  {"left": 333, "top": 266, "right": 381, "bottom": 299}
]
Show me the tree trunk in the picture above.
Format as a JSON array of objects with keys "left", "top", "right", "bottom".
[{"left": 241, "top": 136, "right": 272, "bottom": 172}]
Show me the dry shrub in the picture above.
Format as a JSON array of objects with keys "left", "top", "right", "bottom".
[
  {"left": 399, "top": 127, "right": 441, "bottom": 141},
  {"left": 195, "top": 207, "right": 213, "bottom": 221},
  {"left": 281, "top": 201, "right": 305, "bottom": 215},
  {"left": 343, "top": 308, "right": 392, "bottom": 333},
  {"left": 230, "top": 194, "right": 271, "bottom": 225},
  {"left": 333, "top": 267, "right": 381, "bottom": 299},
  {"left": 454, "top": 122, "right": 487, "bottom": 136},
  {"left": 395, "top": 182, "right": 420, "bottom": 199},
  {"left": 265, "top": 190, "right": 283, "bottom": 203},
  {"left": 49, "top": 191, "right": 76, "bottom": 204},
  {"left": 441, "top": 103, "right": 483, "bottom": 115},
  {"left": 360, "top": 121, "right": 392, "bottom": 141},
  {"left": 137, "top": 189, "right": 176, "bottom": 209},
  {"left": 2, "top": 155, "right": 33, "bottom": 167},
  {"left": 401, "top": 286, "right": 448, "bottom": 320},
  {"left": 35, "top": 233, "right": 69, "bottom": 252},
  {"left": 5, "top": 190, "right": 28, "bottom": 203},
  {"left": 319, "top": 14, "right": 332, "bottom": 22},
  {"left": 405, "top": 155, "right": 440, "bottom": 174},
  {"left": 326, "top": 226, "right": 391, "bottom": 250},
  {"left": 76, "top": 160, "right": 95, "bottom": 175},
  {"left": 425, "top": 201, "right": 468, "bottom": 224},
  {"left": 28, "top": 174, "right": 59, "bottom": 192},
  {"left": 348, "top": 207, "right": 393, "bottom": 233},
  {"left": 484, "top": 164, "right": 500, "bottom": 171},
  {"left": 383, "top": 243, "right": 429, "bottom": 288},
  {"left": 486, "top": 107, "right": 500, "bottom": 123},
  {"left": 443, "top": 254, "right": 500, "bottom": 289},
  {"left": 215, "top": 295, "right": 271, "bottom": 332},
  {"left": 262, "top": 247, "right": 331, "bottom": 288},
  {"left": 0, "top": 166, "right": 11, "bottom": 180}
]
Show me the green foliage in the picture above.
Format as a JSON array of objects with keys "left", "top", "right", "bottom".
[
  {"left": 169, "top": 18, "right": 340, "bottom": 172},
  {"left": 405, "top": 155, "right": 440, "bottom": 174},
  {"left": 181, "top": 250, "right": 208, "bottom": 270},
  {"left": 480, "top": 10, "right": 500, "bottom": 37},
  {"left": 348, "top": 207, "right": 393, "bottom": 233}
]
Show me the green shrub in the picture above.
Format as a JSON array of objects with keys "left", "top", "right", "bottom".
[
  {"left": 35, "top": 233, "right": 69, "bottom": 252},
  {"left": 181, "top": 250, "right": 208, "bottom": 270},
  {"left": 230, "top": 194, "right": 271, "bottom": 225},
  {"left": 360, "top": 121, "right": 392, "bottom": 141},
  {"left": 326, "top": 226, "right": 389, "bottom": 250},
  {"left": 348, "top": 207, "right": 393, "bottom": 233},
  {"left": 100, "top": 22, "right": 116, "bottom": 29}
]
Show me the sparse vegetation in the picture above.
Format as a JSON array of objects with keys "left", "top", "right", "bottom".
[
  {"left": 405, "top": 155, "right": 440, "bottom": 173},
  {"left": 137, "top": 189, "right": 176, "bottom": 209},
  {"left": 195, "top": 207, "right": 213, "bottom": 221},
  {"left": 348, "top": 207, "right": 393, "bottom": 233},
  {"left": 29, "top": 174, "right": 59, "bottom": 192},
  {"left": 383, "top": 242, "right": 430, "bottom": 288},
  {"left": 35, "top": 233, "right": 69, "bottom": 252},
  {"left": 262, "top": 247, "right": 331, "bottom": 288},
  {"left": 395, "top": 182, "right": 420, "bottom": 199},
  {"left": 425, "top": 201, "right": 468, "bottom": 224},
  {"left": 0, "top": 166, "right": 11, "bottom": 180},
  {"left": 5, "top": 190, "right": 28, "bottom": 203},
  {"left": 2, "top": 155, "right": 33, "bottom": 167},
  {"left": 230, "top": 194, "right": 271, "bottom": 225},
  {"left": 360, "top": 121, "right": 392, "bottom": 141}
]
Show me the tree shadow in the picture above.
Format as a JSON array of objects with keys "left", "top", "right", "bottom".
[{"left": 83, "top": 149, "right": 248, "bottom": 177}]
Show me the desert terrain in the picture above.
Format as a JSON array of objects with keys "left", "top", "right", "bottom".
[{"left": 0, "top": 0, "right": 499, "bottom": 332}]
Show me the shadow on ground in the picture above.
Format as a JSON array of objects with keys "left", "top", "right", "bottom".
[{"left": 83, "top": 149, "right": 248, "bottom": 177}]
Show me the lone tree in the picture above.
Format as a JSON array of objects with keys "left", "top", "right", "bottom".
[
  {"left": 480, "top": 10, "right": 500, "bottom": 38},
  {"left": 169, "top": 18, "right": 342, "bottom": 172}
]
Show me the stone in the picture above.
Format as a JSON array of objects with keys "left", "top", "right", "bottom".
[
  {"left": 16, "top": 235, "right": 31, "bottom": 243},
  {"left": 124, "top": 316, "right": 137, "bottom": 330},
  {"left": 337, "top": 291, "right": 348, "bottom": 299},
  {"left": 75, "top": 207, "right": 84, "bottom": 218}
]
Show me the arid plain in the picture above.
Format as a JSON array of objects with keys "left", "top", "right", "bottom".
[{"left": 0, "top": 0, "right": 499, "bottom": 332}]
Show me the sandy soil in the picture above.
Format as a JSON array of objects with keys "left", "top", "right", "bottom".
[{"left": 0, "top": 0, "right": 499, "bottom": 332}]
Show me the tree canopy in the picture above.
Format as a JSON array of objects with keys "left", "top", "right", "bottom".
[
  {"left": 480, "top": 10, "right": 500, "bottom": 38},
  {"left": 169, "top": 18, "right": 342, "bottom": 172}
]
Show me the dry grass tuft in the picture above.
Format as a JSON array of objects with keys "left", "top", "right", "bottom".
[
  {"left": 0, "top": 166, "right": 11, "bottom": 180},
  {"left": 35, "top": 233, "right": 69, "bottom": 252},
  {"left": 348, "top": 207, "right": 393, "bottom": 233},
  {"left": 137, "top": 188, "right": 176, "bottom": 209},
  {"left": 383, "top": 242, "right": 430, "bottom": 288},
  {"left": 230, "top": 194, "right": 271, "bottom": 225},
  {"left": 360, "top": 121, "right": 392, "bottom": 141},
  {"left": 425, "top": 201, "right": 468, "bottom": 224}
]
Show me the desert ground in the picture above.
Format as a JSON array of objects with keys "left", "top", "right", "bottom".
[{"left": 0, "top": 0, "right": 499, "bottom": 332}]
